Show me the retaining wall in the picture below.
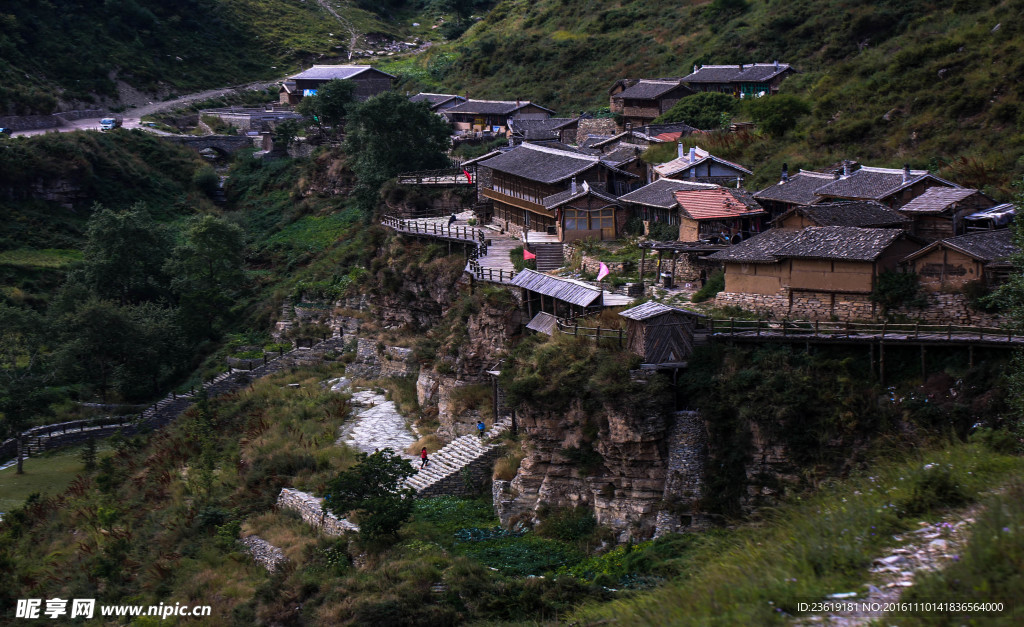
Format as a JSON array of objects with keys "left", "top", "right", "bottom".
[{"left": 276, "top": 487, "right": 359, "bottom": 536}]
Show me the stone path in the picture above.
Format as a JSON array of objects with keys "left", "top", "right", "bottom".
[
  {"left": 796, "top": 507, "right": 978, "bottom": 626},
  {"left": 335, "top": 388, "right": 417, "bottom": 459},
  {"left": 406, "top": 417, "right": 512, "bottom": 496}
]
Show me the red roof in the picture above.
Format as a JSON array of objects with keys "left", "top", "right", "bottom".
[
  {"left": 655, "top": 131, "right": 684, "bottom": 142},
  {"left": 673, "top": 188, "right": 766, "bottom": 221}
]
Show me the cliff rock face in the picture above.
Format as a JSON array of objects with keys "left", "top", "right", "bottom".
[{"left": 498, "top": 379, "right": 696, "bottom": 541}]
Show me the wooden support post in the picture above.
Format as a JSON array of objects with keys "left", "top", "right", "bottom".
[
  {"left": 670, "top": 253, "right": 677, "bottom": 287},
  {"left": 921, "top": 345, "right": 927, "bottom": 379},
  {"left": 639, "top": 247, "right": 647, "bottom": 288},
  {"left": 879, "top": 341, "right": 885, "bottom": 386},
  {"left": 968, "top": 344, "right": 974, "bottom": 369},
  {"left": 595, "top": 324, "right": 602, "bottom": 347}
]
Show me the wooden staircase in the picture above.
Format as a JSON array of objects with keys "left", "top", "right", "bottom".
[{"left": 532, "top": 243, "right": 564, "bottom": 271}]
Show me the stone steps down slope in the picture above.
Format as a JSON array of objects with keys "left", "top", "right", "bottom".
[{"left": 405, "top": 417, "right": 513, "bottom": 497}]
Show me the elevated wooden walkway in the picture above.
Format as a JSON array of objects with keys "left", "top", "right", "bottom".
[
  {"left": 706, "top": 319, "right": 1024, "bottom": 348},
  {"left": 396, "top": 168, "right": 473, "bottom": 186}
]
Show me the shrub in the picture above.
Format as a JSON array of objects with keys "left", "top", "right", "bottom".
[
  {"left": 654, "top": 92, "right": 737, "bottom": 129},
  {"left": 746, "top": 95, "right": 811, "bottom": 137},
  {"left": 646, "top": 221, "right": 678, "bottom": 241},
  {"left": 536, "top": 507, "right": 598, "bottom": 542},
  {"left": 691, "top": 269, "right": 725, "bottom": 302},
  {"left": 871, "top": 271, "right": 928, "bottom": 312},
  {"left": 899, "top": 462, "right": 968, "bottom": 516},
  {"left": 510, "top": 245, "right": 537, "bottom": 271}
]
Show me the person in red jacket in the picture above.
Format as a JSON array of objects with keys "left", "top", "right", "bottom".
[{"left": 420, "top": 447, "right": 429, "bottom": 468}]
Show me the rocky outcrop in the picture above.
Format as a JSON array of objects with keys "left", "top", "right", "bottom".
[{"left": 500, "top": 375, "right": 683, "bottom": 541}]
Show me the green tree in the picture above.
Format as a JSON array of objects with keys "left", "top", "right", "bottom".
[
  {"left": 747, "top": 94, "right": 811, "bottom": 137},
  {"left": 0, "top": 305, "right": 54, "bottom": 474},
  {"left": 344, "top": 92, "right": 451, "bottom": 211},
  {"left": 654, "top": 92, "right": 737, "bottom": 129},
  {"left": 79, "top": 202, "right": 172, "bottom": 305},
  {"left": 272, "top": 119, "right": 301, "bottom": 152},
  {"left": 323, "top": 448, "right": 416, "bottom": 540},
  {"left": 988, "top": 186, "right": 1024, "bottom": 446},
  {"left": 297, "top": 78, "right": 356, "bottom": 138},
  {"left": 53, "top": 299, "right": 135, "bottom": 402},
  {"left": 166, "top": 214, "right": 246, "bottom": 339}
]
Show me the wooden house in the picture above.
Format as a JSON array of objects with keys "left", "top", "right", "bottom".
[
  {"left": 709, "top": 226, "right": 923, "bottom": 298},
  {"left": 653, "top": 145, "right": 752, "bottom": 185},
  {"left": 619, "top": 302, "right": 705, "bottom": 365},
  {"left": 618, "top": 178, "right": 719, "bottom": 229},
  {"left": 681, "top": 62, "right": 795, "bottom": 97},
  {"left": 773, "top": 201, "right": 909, "bottom": 231},
  {"left": 608, "top": 79, "right": 693, "bottom": 129},
  {"left": 510, "top": 117, "right": 580, "bottom": 145},
  {"left": 442, "top": 99, "right": 554, "bottom": 137},
  {"left": 898, "top": 187, "right": 995, "bottom": 241},
  {"left": 900, "top": 229, "right": 1018, "bottom": 291},
  {"left": 812, "top": 164, "right": 959, "bottom": 209},
  {"left": 753, "top": 167, "right": 835, "bottom": 218},
  {"left": 542, "top": 182, "right": 622, "bottom": 242},
  {"left": 673, "top": 187, "right": 766, "bottom": 243},
  {"left": 279, "top": 65, "right": 394, "bottom": 105},
  {"left": 477, "top": 143, "right": 639, "bottom": 237},
  {"left": 409, "top": 93, "right": 467, "bottom": 112}
]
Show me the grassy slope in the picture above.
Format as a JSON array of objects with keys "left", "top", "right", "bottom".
[
  {"left": 0, "top": 0, "right": 399, "bottom": 113},
  {"left": 380, "top": 0, "right": 1024, "bottom": 193}
]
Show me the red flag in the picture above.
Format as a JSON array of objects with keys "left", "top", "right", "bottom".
[
  {"left": 462, "top": 169, "right": 473, "bottom": 184},
  {"left": 523, "top": 249, "right": 536, "bottom": 260}
]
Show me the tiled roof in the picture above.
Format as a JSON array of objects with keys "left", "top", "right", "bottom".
[
  {"left": 776, "top": 201, "right": 910, "bottom": 228},
  {"left": 619, "top": 301, "right": 704, "bottom": 321},
  {"left": 542, "top": 185, "right": 619, "bottom": 209},
  {"left": 707, "top": 229, "right": 801, "bottom": 263},
  {"left": 509, "top": 269, "right": 602, "bottom": 307},
  {"left": 682, "top": 63, "right": 793, "bottom": 84},
  {"left": 614, "top": 80, "right": 691, "bottom": 100},
  {"left": 443, "top": 99, "right": 555, "bottom": 115},
  {"left": 903, "top": 229, "right": 1017, "bottom": 264},
  {"left": 813, "top": 166, "right": 959, "bottom": 201},
  {"left": 753, "top": 170, "right": 835, "bottom": 205},
  {"left": 512, "top": 118, "right": 578, "bottom": 138},
  {"left": 600, "top": 146, "right": 642, "bottom": 167},
  {"left": 289, "top": 65, "right": 394, "bottom": 81},
  {"left": 461, "top": 149, "right": 506, "bottom": 167},
  {"left": 899, "top": 187, "right": 985, "bottom": 213},
  {"left": 478, "top": 143, "right": 601, "bottom": 184},
  {"left": 409, "top": 93, "right": 463, "bottom": 106},
  {"left": 618, "top": 179, "right": 720, "bottom": 209},
  {"left": 654, "top": 146, "right": 752, "bottom": 178},
  {"left": 581, "top": 135, "right": 614, "bottom": 149},
  {"left": 674, "top": 188, "right": 766, "bottom": 221},
  {"left": 775, "top": 226, "right": 905, "bottom": 261}
]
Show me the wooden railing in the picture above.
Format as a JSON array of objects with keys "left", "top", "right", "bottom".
[
  {"left": 467, "top": 259, "right": 516, "bottom": 284},
  {"left": 707, "top": 319, "right": 1024, "bottom": 343},
  {"left": 396, "top": 168, "right": 472, "bottom": 185},
  {"left": 380, "top": 215, "right": 485, "bottom": 244},
  {"left": 554, "top": 318, "right": 626, "bottom": 348}
]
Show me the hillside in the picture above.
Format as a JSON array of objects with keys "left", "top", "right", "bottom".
[
  {"left": 0, "top": 0, "right": 403, "bottom": 115},
  {"left": 381, "top": 0, "right": 1024, "bottom": 192}
]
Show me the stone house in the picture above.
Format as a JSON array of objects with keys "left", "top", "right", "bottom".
[
  {"left": 408, "top": 92, "right": 467, "bottom": 112},
  {"left": 652, "top": 145, "right": 752, "bottom": 185},
  {"left": 897, "top": 187, "right": 996, "bottom": 241},
  {"left": 681, "top": 62, "right": 795, "bottom": 97},
  {"left": 773, "top": 201, "right": 910, "bottom": 231},
  {"left": 442, "top": 99, "right": 554, "bottom": 137},
  {"left": 900, "top": 229, "right": 1018, "bottom": 291},
  {"left": 673, "top": 187, "right": 766, "bottom": 243},
  {"left": 477, "top": 143, "right": 639, "bottom": 237},
  {"left": 812, "top": 164, "right": 959, "bottom": 209},
  {"left": 709, "top": 226, "right": 924, "bottom": 319},
  {"left": 279, "top": 65, "right": 395, "bottom": 105},
  {"left": 608, "top": 79, "right": 694, "bottom": 129}
]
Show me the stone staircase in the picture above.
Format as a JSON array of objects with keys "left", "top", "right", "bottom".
[
  {"left": 532, "top": 242, "right": 564, "bottom": 271},
  {"left": 405, "top": 417, "right": 513, "bottom": 497}
]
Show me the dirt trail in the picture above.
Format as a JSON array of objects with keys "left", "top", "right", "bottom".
[{"left": 313, "top": 0, "right": 361, "bottom": 60}]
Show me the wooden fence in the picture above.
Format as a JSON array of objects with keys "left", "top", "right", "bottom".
[
  {"left": 380, "top": 215, "right": 485, "bottom": 244},
  {"left": 554, "top": 318, "right": 626, "bottom": 348},
  {"left": 707, "top": 319, "right": 1024, "bottom": 345},
  {"left": 396, "top": 168, "right": 472, "bottom": 186}
]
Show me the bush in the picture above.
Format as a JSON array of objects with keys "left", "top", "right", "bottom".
[
  {"left": 654, "top": 92, "right": 737, "bottom": 129},
  {"left": 747, "top": 95, "right": 811, "bottom": 137},
  {"left": 646, "top": 221, "right": 678, "bottom": 241},
  {"left": 871, "top": 271, "right": 928, "bottom": 312},
  {"left": 691, "top": 269, "right": 725, "bottom": 302},
  {"left": 536, "top": 507, "right": 598, "bottom": 542}
]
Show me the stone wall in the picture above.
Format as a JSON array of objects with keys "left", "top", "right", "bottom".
[
  {"left": 654, "top": 411, "right": 711, "bottom": 536},
  {"left": 379, "top": 346, "right": 416, "bottom": 378},
  {"left": 576, "top": 118, "right": 618, "bottom": 145},
  {"left": 276, "top": 488, "right": 359, "bottom": 536},
  {"left": 240, "top": 536, "right": 288, "bottom": 573},
  {"left": 715, "top": 288, "right": 1010, "bottom": 326}
]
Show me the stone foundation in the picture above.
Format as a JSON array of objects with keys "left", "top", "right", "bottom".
[
  {"left": 654, "top": 411, "right": 711, "bottom": 536},
  {"left": 715, "top": 288, "right": 1010, "bottom": 326}
]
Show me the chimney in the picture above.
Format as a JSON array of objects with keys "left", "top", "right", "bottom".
[
  {"left": 689, "top": 146, "right": 696, "bottom": 162},
  {"left": 842, "top": 161, "right": 851, "bottom": 178},
  {"left": 693, "top": 64, "right": 698, "bottom": 73},
  {"left": 903, "top": 163, "right": 911, "bottom": 183},
  {"left": 781, "top": 162, "right": 789, "bottom": 182},
  {"left": 571, "top": 176, "right": 577, "bottom": 194},
  {"left": 516, "top": 97, "right": 521, "bottom": 108},
  {"left": 774, "top": 60, "right": 779, "bottom": 69},
  {"left": 678, "top": 142, "right": 684, "bottom": 159},
  {"left": 739, "top": 63, "right": 744, "bottom": 71},
  {"left": 834, "top": 171, "right": 841, "bottom": 180}
]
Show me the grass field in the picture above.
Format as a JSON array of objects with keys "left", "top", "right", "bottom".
[
  {"left": 0, "top": 248, "right": 82, "bottom": 269},
  {"left": 0, "top": 444, "right": 106, "bottom": 514}
]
